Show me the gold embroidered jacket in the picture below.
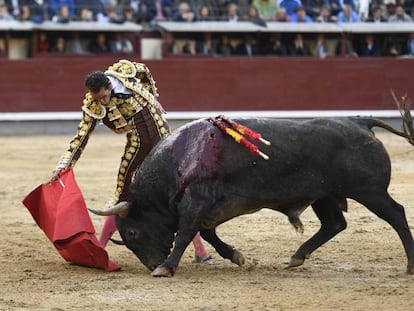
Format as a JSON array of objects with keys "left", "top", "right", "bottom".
[{"left": 56, "top": 60, "right": 168, "bottom": 171}]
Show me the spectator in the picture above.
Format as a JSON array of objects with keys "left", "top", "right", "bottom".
[
  {"left": 251, "top": 0, "right": 276, "bottom": 21},
  {"left": 75, "top": 0, "right": 104, "bottom": 20},
  {"left": 109, "top": 33, "right": 134, "bottom": 53},
  {"left": 18, "top": 4, "right": 31, "bottom": 21},
  {"left": 342, "top": 0, "right": 357, "bottom": 11},
  {"left": 234, "top": 33, "right": 257, "bottom": 56},
  {"left": 37, "top": 32, "right": 50, "bottom": 52},
  {"left": 356, "top": 33, "right": 382, "bottom": 56},
  {"left": 279, "top": 0, "right": 301, "bottom": 18},
  {"left": 335, "top": 33, "right": 358, "bottom": 56},
  {"left": 327, "top": 0, "right": 342, "bottom": 16},
  {"left": 0, "top": 3, "right": 14, "bottom": 20},
  {"left": 134, "top": 0, "right": 155, "bottom": 27},
  {"left": 337, "top": 4, "right": 361, "bottom": 22},
  {"left": 310, "top": 33, "right": 335, "bottom": 58},
  {"left": 208, "top": 0, "right": 230, "bottom": 19},
  {"left": 173, "top": 1, "right": 196, "bottom": 22},
  {"left": 150, "top": 0, "right": 178, "bottom": 24},
  {"left": 87, "top": 32, "right": 110, "bottom": 53},
  {"left": 315, "top": 5, "right": 337, "bottom": 22},
  {"left": 77, "top": 7, "right": 94, "bottom": 21},
  {"left": 182, "top": 39, "right": 198, "bottom": 55},
  {"left": 197, "top": 32, "right": 216, "bottom": 55},
  {"left": 97, "top": 5, "right": 125, "bottom": 23},
  {"left": 216, "top": 34, "right": 234, "bottom": 56},
  {"left": 263, "top": 33, "right": 288, "bottom": 56},
  {"left": 2, "top": 0, "right": 19, "bottom": 18},
  {"left": 388, "top": 5, "right": 413, "bottom": 22},
  {"left": 50, "top": 36, "right": 68, "bottom": 53},
  {"left": 18, "top": 0, "right": 46, "bottom": 23},
  {"left": 224, "top": 2, "right": 240, "bottom": 22},
  {"left": 402, "top": 0, "right": 414, "bottom": 19},
  {"left": 273, "top": 7, "right": 291, "bottom": 21},
  {"left": 51, "top": 4, "right": 72, "bottom": 23},
  {"left": 243, "top": 4, "right": 267, "bottom": 26},
  {"left": 399, "top": 32, "right": 414, "bottom": 56},
  {"left": 48, "top": 0, "right": 76, "bottom": 18},
  {"left": 69, "top": 32, "right": 84, "bottom": 53},
  {"left": 302, "top": 0, "right": 329, "bottom": 21},
  {"left": 289, "top": 33, "right": 311, "bottom": 56},
  {"left": 163, "top": 31, "right": 180, "bottom": 54},
  {"left": 383, "top": 35, "right": 401, "bottom": 56},
  {"left": 291, "top": 6, "right": 313, "bottom": 22},
  {"left": 197, "top": 4, "right": 214, "bottom": 21},
  {"left": 366, "top": 5, "right": 387, "bottom": 22},
  {"left": 122, "top": 6, "right": 137, "bottom": 22},
  {"left": 384, "top": 0, "right": 396, "bottom": 18}
]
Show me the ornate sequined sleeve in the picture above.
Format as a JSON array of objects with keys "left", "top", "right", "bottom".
[{"left": 55, "top": 111, "right": 97, "bottom": 170}]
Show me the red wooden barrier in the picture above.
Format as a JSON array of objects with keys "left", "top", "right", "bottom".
[{"left": 1, "top": 57, "right": 412, "bottom": 112}]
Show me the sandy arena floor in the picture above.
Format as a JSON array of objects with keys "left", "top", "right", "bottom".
[{"left": 2, "top": 128, "right": 414, "bottom": 311}]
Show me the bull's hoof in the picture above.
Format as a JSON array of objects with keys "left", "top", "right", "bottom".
[
  {"left": 232, "top": 250, "right": 245, "bottom": 266},
  {"left": 287, "top": 256, "right": 305, "bottom": 269},
  {"left": 151, "top": 266, "right": 173, "bottom": 277},
  {"left": 407, "top": 266, "right": 414, "bottom": 274}
]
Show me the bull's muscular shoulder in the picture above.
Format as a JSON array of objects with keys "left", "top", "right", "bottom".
[{"left": 169, "top": 119, "right": 225, "bottom": 183}]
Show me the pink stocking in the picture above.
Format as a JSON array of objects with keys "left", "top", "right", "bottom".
[
  {"left": 99, "top": 215, "right": 117, "bottom": 248},
  {"left": 191, "top": 232, "right": 209, "bottom": 258}
]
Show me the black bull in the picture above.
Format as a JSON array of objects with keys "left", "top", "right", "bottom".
[{"left": 91, "top": 116, "right": 414, "bottom": 277}]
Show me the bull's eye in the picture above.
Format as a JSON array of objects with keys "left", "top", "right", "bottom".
[{"left": 126, "top": 229, "right": 139, "bottom": 240}]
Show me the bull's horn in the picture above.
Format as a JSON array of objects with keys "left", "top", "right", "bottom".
[
  {"left": 109, "top": 238, "right": 125, "bottom": 245},
  {"left": 88, "top": 201, "right": 129, "bottom": 218}
]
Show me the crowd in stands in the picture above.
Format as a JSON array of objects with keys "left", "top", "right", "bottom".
[
  {"left": 0, "top": 0, "right": 413, "bottom": 57},
  {"left": 0, "top": 0, "right": 413, "bottom": 25}
]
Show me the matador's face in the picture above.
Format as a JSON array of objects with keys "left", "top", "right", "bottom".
[{"left": 90, "top": 82, "right": 112, "bottom": 106}]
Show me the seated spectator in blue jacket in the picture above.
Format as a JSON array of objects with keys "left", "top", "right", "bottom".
[
  {"left": 337, "top": 5, "right": 360, "bottom": 22},
  {"left": 149, "top": 0, "right": 178, "bottom": 23},
  {"left": 48, "top": 0, "right": 76, "bottom": 18},
  {"left": 290, "top": 6, "right": 313, "bottom": 22},
  {"left": 279, "top": 0, "right": 301, "bottom": 17},
  {"left": 342, "top": 0, "right": 357, "bottom": 11}
]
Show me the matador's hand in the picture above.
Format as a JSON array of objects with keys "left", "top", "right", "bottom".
[{"left": 52, "top": 168, "right": 64, "bottom": 180}]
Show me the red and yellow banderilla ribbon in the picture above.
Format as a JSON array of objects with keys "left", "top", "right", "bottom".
[
  {"left": 218, "top": 115, "right": 271, "bottom": 146},
  {"left": 209, "top": 116, "right": 271, "bottom": 160}
]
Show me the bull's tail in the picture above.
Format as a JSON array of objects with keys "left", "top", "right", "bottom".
[{"left": 369, "top": 91, "right": 414, "bottom": 146}]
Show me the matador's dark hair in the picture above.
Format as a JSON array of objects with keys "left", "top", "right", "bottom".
[{"left": 85, "top": 71, "right": 111, "bottom": 93}]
